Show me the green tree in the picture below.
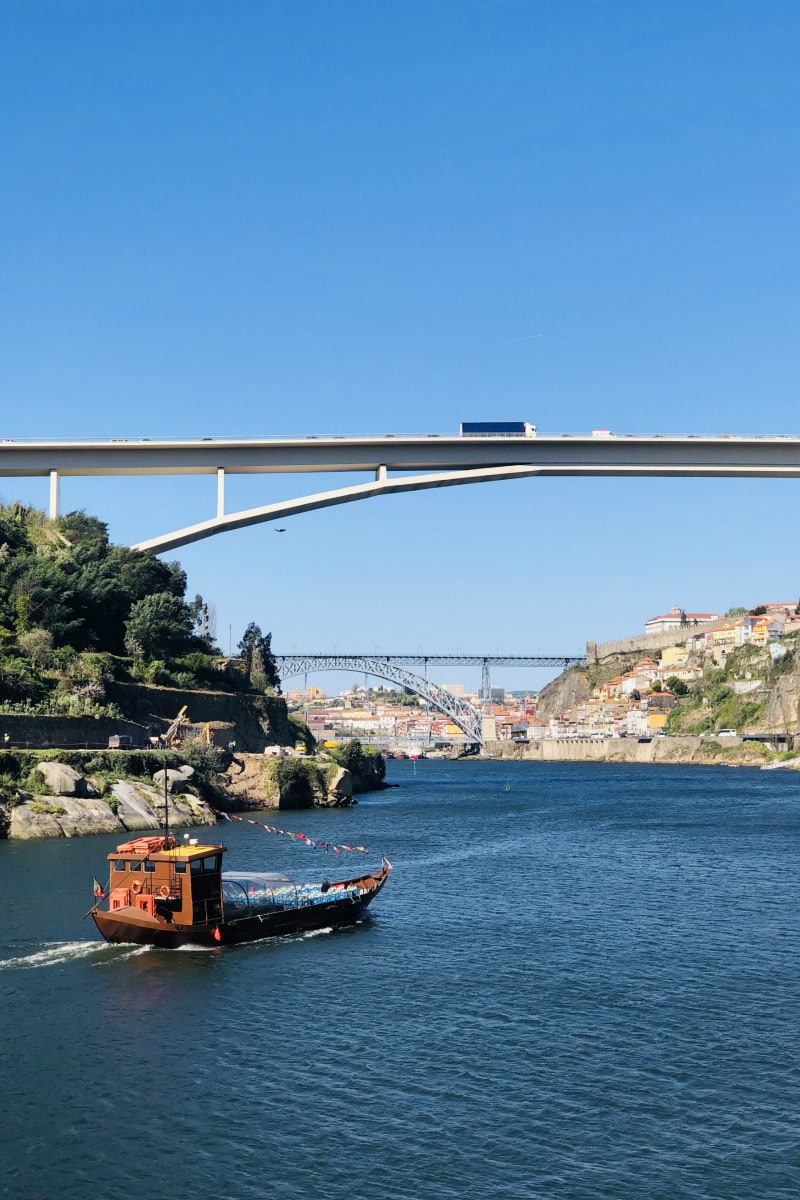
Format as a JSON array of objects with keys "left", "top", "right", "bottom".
[
  {"left": 272, "top": 757, "right": 323, "bottom": 808},
  {"left": 0, "top": 504, "right": 191, "bottom": 653},
  {"left": 190, "top": 594, "right": 217, "bottom": 648},
  {"left": 665, "top": 675, "right": 689, "bottom": 696},
  {"left": 8, "top": 557, "right": 85, "bottom": 644},
  {"left": 238, "top": 622, "right": 280, "bottom": 691},
  {"left": 329, "top": 738, "right": 386, "bottom": 788},
  {"left": 18, "top": 628, "right": 54, "bottom": 667},
  {"left": 124, "top": 593, "right": 194, "bottom": 660},
  {"left": 56, "top": 511, "right": 110, "bottom": 558}
]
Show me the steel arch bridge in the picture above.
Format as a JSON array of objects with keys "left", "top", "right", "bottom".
[{"left": 276, "top": 654, "right": 485, "bottom": 744}]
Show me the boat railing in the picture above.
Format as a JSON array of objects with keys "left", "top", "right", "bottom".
[{"left": 137, "top": 877, "right": 182, "bottom": 901}]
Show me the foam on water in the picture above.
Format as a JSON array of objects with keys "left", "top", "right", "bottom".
[
  {"left": 0, "top": 939, "right": 145, "bottom": 970},
  {"left": 169, "top": 942, "right": 222, "bottom": 952}
]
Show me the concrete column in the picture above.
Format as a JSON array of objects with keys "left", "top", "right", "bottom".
[
  {"left": 217, "top": 468, "right": 225, "bottom": 517},
  {"left": 375, "top": 464, "right": 387, "bottom": 482},
  {"left": 49, "top": 470, "right": 60, "bottom": 519}
]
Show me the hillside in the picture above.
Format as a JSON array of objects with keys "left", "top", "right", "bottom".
[{"left": 535, "top": 627, "right": 800, "bottom": 739}]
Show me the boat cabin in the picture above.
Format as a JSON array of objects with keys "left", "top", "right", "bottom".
[{"left": 106, "top": 836, "right": 226, "bottom": 927}]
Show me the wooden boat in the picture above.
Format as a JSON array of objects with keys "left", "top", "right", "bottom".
[{"left": 91, "top": 834, "right": 391, "bottom": 949}]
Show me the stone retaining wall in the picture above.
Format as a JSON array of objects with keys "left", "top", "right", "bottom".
[
  {"left": 0, "top": 714, "right": 149, "bottom": 750},
  {"left": 105, "top": 681, "right": 290, "bottom": 751}
]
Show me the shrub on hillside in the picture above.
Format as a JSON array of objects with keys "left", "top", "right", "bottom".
[{"left": 272, "top": 757, "right": 324, "bottom": 809}]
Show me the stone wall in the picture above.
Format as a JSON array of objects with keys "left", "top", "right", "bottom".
[
  {"left": 1, "top": 684, "right": 293, "bottom": 753},
  {"left": 105, "top": 681, "right": 291, "bottom": 751},
  {"left": 589, "top": 619, "right": 727, "bottom": 660},
  {"left": 0, "top": 714, "right": 149, "bottom": 750}
]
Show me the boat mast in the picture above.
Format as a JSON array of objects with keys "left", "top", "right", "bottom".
[{"left": 163, "top": 754, "right": 170, "bottom": 846}]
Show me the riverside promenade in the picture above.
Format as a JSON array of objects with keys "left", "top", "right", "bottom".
[{"left": 485, "top": 735, "right": 798, "bottom": 767}]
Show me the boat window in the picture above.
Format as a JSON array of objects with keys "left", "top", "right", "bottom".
[
  {"left": 190, "top": 856, "right": 221, "bottom": 875},
  {"left": 144, "top": 860, "right": 156, "bottom": 872},
  {"left": 174, "top": 862, "right": 186, "bottom": 874},
  {"left": 114, "top": 860, "right": 126, "bottom": 871},
  {"left": 129, "top": 861, "right": 141, "bottom": 871},
  {"left": 221, "top": 879, "right": 248, "bottom": 919}
]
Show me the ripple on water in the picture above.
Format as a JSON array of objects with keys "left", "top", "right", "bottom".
[{"left": 1, "top": 761, "right": 799, "bottom": 1200}]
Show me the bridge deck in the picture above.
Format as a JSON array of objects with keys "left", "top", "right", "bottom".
[{"left": 3, "top": 433, "right": 800, "bottom": 477}]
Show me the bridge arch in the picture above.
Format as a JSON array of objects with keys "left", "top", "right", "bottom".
[
  {"left": 276, "top": 654, "right": 484, "bottom": 744},
  {"left": 131, "top": 465, "right": 542, "bottom": 555}
]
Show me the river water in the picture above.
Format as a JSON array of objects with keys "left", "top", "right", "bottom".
[{"left": 1, "top": 760, "right": 798, "bottom": 1199}]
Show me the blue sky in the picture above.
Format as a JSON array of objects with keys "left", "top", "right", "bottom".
[{"left": 1, "top": 2, "right": 799, "bottom": 693}]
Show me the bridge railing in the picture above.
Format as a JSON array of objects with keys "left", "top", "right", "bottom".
[{"left": 3, "top": 431, "right": 800, "bottom": 445}]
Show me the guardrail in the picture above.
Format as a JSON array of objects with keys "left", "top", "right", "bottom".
[{"left": 3, "top": 432, "right": 800, "bottom": 445}]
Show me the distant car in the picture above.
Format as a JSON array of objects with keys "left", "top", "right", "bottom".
[{"left": 717, "top": 729, "right": 738, "bottom": 737}]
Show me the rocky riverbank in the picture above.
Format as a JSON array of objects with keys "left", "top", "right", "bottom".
[
  {"left": 0, "top": 760, "right": 217, "bottom": 840},
  {"left": 0, "top": 746, "right": 385, "bottom": 840}
]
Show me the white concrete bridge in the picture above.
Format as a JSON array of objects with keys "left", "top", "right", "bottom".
[{"left": 1, "top": 430, "right": 799, "bottom": 554}]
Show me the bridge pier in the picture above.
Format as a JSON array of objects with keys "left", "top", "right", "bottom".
[
  {"left": 481, "top": 660, "right": 491, "bottom": 705},
  {"left": 49, "top": 470, "right": 60, "bottom": 519},
  {"left": 217, "top": 468, "right": 225, "bottom": 518}
]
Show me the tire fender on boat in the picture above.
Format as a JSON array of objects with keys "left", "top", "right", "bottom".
[
  {"left": 158, "top": 885, "right": 170, "bottom": 898},
  {"left": 131, "top": 879, "right": 142, "bottom": 894}
]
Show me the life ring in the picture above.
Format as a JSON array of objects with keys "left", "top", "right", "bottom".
[
  {"left": 131, "top": 879, "right": 142, "bottom": 894},
  {"left": 158, "top": 885, "right": 170, "bottom": 898}
]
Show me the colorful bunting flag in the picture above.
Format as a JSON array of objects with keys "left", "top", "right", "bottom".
[{"left": 201, "top": 803, "right": 368, "bottom": 854}]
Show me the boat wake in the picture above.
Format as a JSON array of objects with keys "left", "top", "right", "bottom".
[
  {"left": 169, "top": 943, "right": 222, "bottom": 953},
  {"left": 0, "top": 940, "right": 147, "bottom": 970}
]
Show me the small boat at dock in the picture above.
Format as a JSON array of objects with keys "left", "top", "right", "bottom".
[{"left": 91, "top": 834, "right": 391, "bottom": 949}]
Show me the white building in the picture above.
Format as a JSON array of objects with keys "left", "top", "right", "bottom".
[{"left": 645, "top": 605, "right": 720, "bottom": 634}]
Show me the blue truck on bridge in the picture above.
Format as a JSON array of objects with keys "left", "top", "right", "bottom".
[{"left": 460, "top": 421, "right": 537, "bottom": 437}]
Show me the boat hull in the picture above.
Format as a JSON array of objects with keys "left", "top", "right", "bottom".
[{"left": 92, "top": 865, "right": 390, "bottom": 949}]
